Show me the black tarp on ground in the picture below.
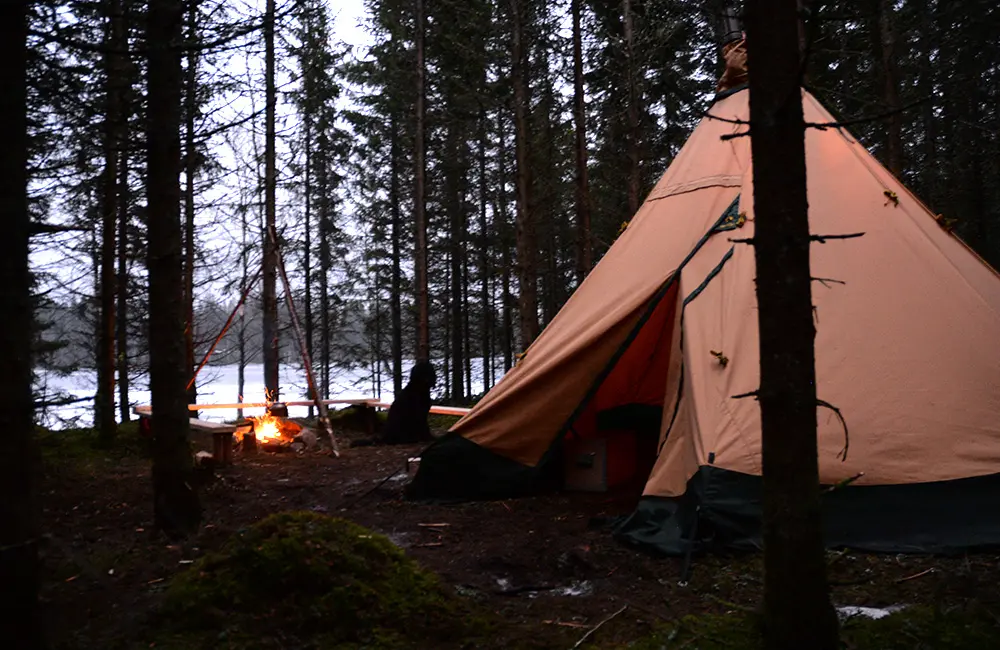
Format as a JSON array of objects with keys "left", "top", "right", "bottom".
[
  {"left": 613, "top": 466, "right": 1000, "bottom": 555},
  {"left": 405, "top": 432, "right": 562, "bottom": 501}
]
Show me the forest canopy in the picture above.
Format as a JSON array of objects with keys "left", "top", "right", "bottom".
[{"left": 26, "top": 0, "right": 1000, "bottom": 415}]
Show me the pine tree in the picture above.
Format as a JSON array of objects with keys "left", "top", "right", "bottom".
[
  {"left": 146, "top": 0, "right": 201, "bottom": 538},
  {"left": 744, "top": 0, "right": 839, "bottom": 647},
  {"left": 0, "top": 1, "right": 41, "bottom": 644}
]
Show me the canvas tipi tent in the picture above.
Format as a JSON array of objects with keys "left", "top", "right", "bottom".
[{"left": 407, "top": 77, "right": 1000, "bottom": 555}]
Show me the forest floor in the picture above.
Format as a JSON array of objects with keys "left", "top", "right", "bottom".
[{"left": 37, "top": 420, "right": 1000, "bottom": 649}]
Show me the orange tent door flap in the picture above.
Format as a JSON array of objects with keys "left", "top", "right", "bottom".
[{"left": 564, "top": 284, "right": 679, "bottom": 491}]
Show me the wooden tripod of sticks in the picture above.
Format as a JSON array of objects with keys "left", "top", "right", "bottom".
[
  {"left": 268, "top": 225, "right": 341, "bottom": 457},
  {"left": 184, "top": 226, "right": 342, "bottom": 457}
]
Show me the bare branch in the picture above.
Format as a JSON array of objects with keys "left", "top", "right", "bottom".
[
  {"left": 805, "top": 97, "right": 931, "bottom": 131},
  {"left": 812, "top": 277, "right": 846, "bottom": 288},
  {"left": 817, "top": 398, "right": 850, "bottom": 461}
]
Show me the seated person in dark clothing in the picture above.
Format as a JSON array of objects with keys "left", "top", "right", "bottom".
[{"left": 381, "top": 360, "right": 437, "bottom": 444}]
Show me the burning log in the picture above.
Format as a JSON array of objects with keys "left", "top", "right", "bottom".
[
  {"left": 243, "top": 432, "right": 258, "bottom": 455},
  {"left": 261, "top": 440, "right": 293, "bottom": 453}
]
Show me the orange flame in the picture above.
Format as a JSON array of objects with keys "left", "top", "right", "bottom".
[{"left": 245, "top": 413, "right": 289, "bottom": 443}]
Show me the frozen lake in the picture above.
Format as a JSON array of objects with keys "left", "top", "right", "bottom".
[{"left": 36, "top": 360, "right": 495, "bottom": 429}]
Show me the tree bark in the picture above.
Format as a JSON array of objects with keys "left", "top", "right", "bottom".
[
  {"left": 510, "top": 0, "right": 538, "bottom": 349},
  {"left": 237, "top": 203, "right": 248, "bottom": 421},
  {"left": 874, "top": 0, "right": 903, "bottom": 176},
  {"left": 448, "top": 125, "right": 465, "bottom": 401},
  {"left": 117, "top": 131, "right": 131, "bottom": 424},
  {"left": 623, "top": 0, "right": 641, "bottom": 217},
  {"left": 571, "top": 0, "right": 592, "bottom": 284},
  {"left": 303, "top": 116, "right": 314, "bottom": 417},
  {"left": 414, "top": 0, "right": 430, "bottom": 363},
  {"left": 496, "top": 110, "right": 514, "bottom": 371},
  {"left": 916, "top": 0, "right": 937, "bottom": 205},
  {"left": 262, "top": 0, "right": 280, "bottom": 401},
  {"left": 97, "top": 0, "right": 124, "bottom": 444},
  {"left": 183, "top": 0, "right": 199, "bottom": 408},
  {"left": 478, "top": 105, "right": 492, "bottom": 391},
  {"left": 0, "top": 2, "right": 42, "bottom": 645},
  {"left": 318, "top": 128, "right": 331, "bottom": 400},
  {"left": 115, "top": 0, "right": 131, "bottom": 424},
  {"left": 146, "top": 0, "right": 201, "bottom": 538},
  {"left": 744, "top": 1, "right": 838, "bottom": 648},
  {"left": 463, "top": 244, "right": 472, "bottom": 397},
  {"left": 389, "top": 115, "right": 404, "bottom": 395}
]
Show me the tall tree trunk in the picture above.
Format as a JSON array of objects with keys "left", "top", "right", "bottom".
[
  {"left": 744, "top": 1, "right": 838, "bottom": 648},
  {"left": 303, "top": 118, "right": 314, "bottom": 417},
  {"left": 116, "top": 131, "right": 131, "bottom": 424},
  {"left": 510, "top": 0, "right": 538, "bottom": 349},
  {"left": 318, "top": 132, "right": 331, "bottom": 399},
  {"left": 916, "top": 0, "right": 937, "bottom": 205},
  {"left": 97, "top": 0, "right": 124, "bottom": 444},
  {"left": 183, "top": 0, "right": 199, "bottom": 409},
  {"left": 463, "top": 244, "right": 472, "bottom": 397},
  {"left": 414, "top": 0, "right": 430, "bottom": 362},
  {"left": 373, "top": 269, "right": 382, "bottom": 398},
  {"left": 623, "top": 0, "right": 641, "bottom": 217},
  {"left": 443, "top": 255, "right": 451, "bottom": 399},
  {"left": 875, "top": 0, "right": 903, "bottom": 176},
  {"left": 0, "top": 2, "right": 42, "bottom": 644},
  {"left": 448, "top": 126, "right": 464, "bottom": 401},
  {"left": 496, "top": 110, "right": 514, "bottom": 371},
  {"left": 237, "top": 204, "right": 248, "bottom": 421},
  {"left": 389, "top": 116, "right": 404, "bottom": 395},
  {"left": 115, "top": 0, "right": 132, "bottom": 424},
  {"left": 478, "top": 106, "right": 491, "bottom": 391},
  {"left": 571, "top": 0, "right": 592, "bottom": 284},
  {"left": 262, "top": 0, "right": 280, "bottom": 401},
  {"left": 146, "top": 0, "right": 201, "bottom": 538}
]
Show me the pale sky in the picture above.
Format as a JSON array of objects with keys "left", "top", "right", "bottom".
[{"left": 331, "top": 0, "right": 373, "bottom": 53}]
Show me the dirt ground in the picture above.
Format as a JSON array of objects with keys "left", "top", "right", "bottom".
[{"left": 38, "top": 424, "right": 1000, "bottom": 649}]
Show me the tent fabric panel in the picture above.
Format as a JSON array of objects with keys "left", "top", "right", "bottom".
[
  {"left": 644, "top": 224, "right": 755, "bottom": 497},
  {"left": 441, "top": 89, "right": 753, "bottom": 468},
  {"left": 644, "top": 88, "right": 1000, "bottom": 495},
  {"left": 449, "top": 186, "right": 743, "bottom": 467},
  {"left": 617, "top": 466, "right": 1000, "bottom": 555},
  {"left": 802, "top": 92, "right": 1000, "bottom": 310}
]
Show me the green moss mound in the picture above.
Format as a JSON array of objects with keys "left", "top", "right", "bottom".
[
  {"left": 623, "top": 606, "right": 1000, "bottom": 650},
  {"left": 160, "top": 511, "right": 488, "bottom": 649}
]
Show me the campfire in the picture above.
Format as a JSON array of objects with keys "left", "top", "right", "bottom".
[
  {"left": 248, "top": 412, "right": 297, "bottom": 443},
  {"left": 239, "top": 402, "right": 304, "bottom": 450}
]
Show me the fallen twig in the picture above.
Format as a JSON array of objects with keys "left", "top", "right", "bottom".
[
  {"left": 543, "top": 620, "right": 590, "bottom": 629},
  {"left": 705, "top": 594, "right": 756, "bottom": 613},
  {"left": 417, "top": 523, "right": 450, "bottom": 528},
  {"left": 495, "top": 584, "right": 556, "bottom": 596},
  {"left": 896, "top": 567, "right": 936, "bottom": 583},
  {"left": 414, "top": 542, "right": 444, "bottom": 548},
  {"left": 572, "top": 605, "right": 628, "bottom": 649}
]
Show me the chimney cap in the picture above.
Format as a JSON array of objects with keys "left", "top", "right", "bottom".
[{"left": 719, "top": 5, "right": 743, "bottom": 48}]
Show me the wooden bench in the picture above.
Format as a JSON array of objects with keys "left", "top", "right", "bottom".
[
  {"left": 133, "top": 407, "right": 238, "bottom": 466},
  {"left": 364, "top": 401, "right": 472, "bottom": 417},
  {"left": 132, "top": 399, "right": 471, "bottom": 464}
]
